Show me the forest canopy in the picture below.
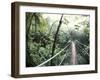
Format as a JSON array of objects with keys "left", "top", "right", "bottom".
[{"left": 26, "top": 12, "right": 90, "bottom": 67}]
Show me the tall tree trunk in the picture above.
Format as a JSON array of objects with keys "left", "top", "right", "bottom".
[
  {"left": 26, "top": 13, "right": 34, "bottom": 67},
  {"left": 51, "top": 14, "right": 63, "bottom": 66},
  {"left": 26, "top": 13, "right": 34, "bottom": 52},
  {"left": 34, "top": 13, "right": 37, "bottom": 33},
  {"left": 26, "top": 13, "right": 34, "bottom": 35},
  {"left": 71, "top": 41, "right": 77, "bottom": 65}
]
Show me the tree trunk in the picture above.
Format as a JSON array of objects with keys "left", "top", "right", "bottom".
[
  {"left": 34, "top": 13, "right": 37, "bottom": 33},
  {"left": 51, "top": 14, "right": 63, "bottom": 66},
  {"left": 26, "top": 13, "right": 34, "bottom": 67},
  {"left": 71, "top": 41, "right": 77, "bottom": 65}
]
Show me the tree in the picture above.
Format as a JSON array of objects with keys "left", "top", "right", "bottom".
[{"left": 50, "top": 14, "right": 63, "bottom": 66}]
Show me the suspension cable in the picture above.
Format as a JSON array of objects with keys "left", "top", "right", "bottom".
[
  {"left": 76, "top": 40, "right": 89, "bottom": 48},
  {"left": 36, "top": 43, "right": 70, "bottom": 67},
  {"left": 59, "top": 54, "right": 67, "bottom": 65},
  {"left": 77, "top": 43, "right": 89, "bottom": 55}
]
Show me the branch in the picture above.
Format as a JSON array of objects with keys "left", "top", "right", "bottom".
[{"left": 48, "top": 20, "right": 58, "bottom": 36}]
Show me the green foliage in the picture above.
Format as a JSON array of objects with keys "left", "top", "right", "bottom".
[{"left": 26, "top": 13, "right": 90, "bottom": 67}]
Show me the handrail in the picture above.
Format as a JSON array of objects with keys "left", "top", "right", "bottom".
[{"left": 36, "top": 43, "right": 70, "bottom": 67}]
